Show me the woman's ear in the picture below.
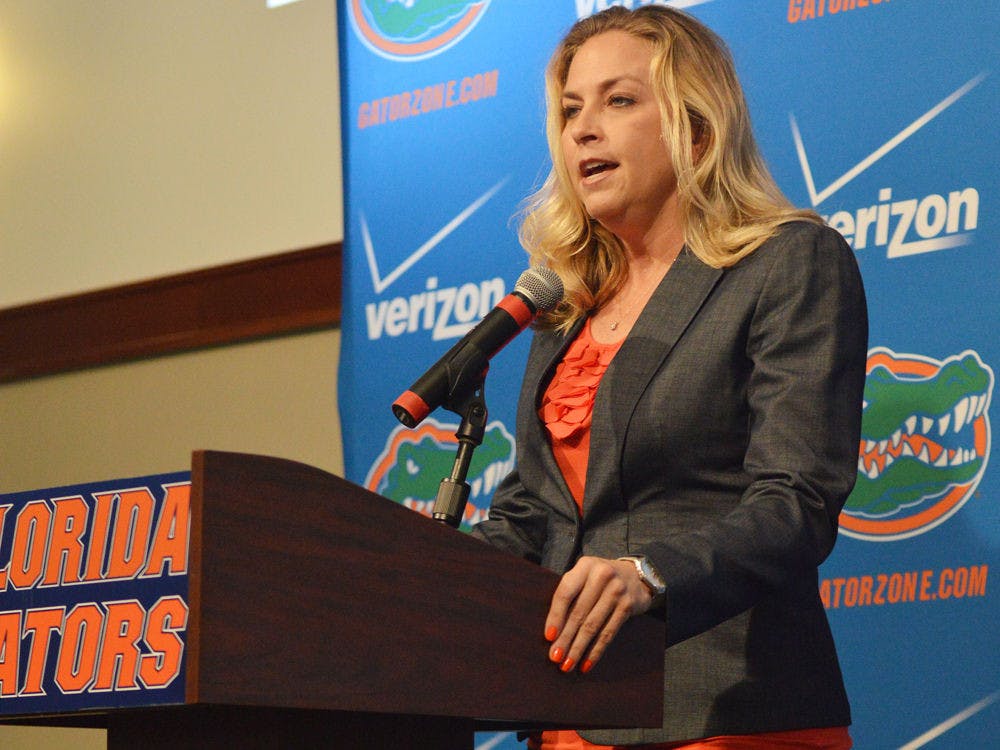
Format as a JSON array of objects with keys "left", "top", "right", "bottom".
[{"left": 690, "top": 115, "right": 708, "bottom": 164}]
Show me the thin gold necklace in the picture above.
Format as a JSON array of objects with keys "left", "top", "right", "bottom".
[{"left": 608, "top": 265, "right": 670, "bottom": 331}]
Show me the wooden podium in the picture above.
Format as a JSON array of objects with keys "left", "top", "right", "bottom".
[{"left": 9, "top": 451, "right": 663, "bottom": 748}]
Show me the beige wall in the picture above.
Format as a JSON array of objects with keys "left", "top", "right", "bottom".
[
  {"left": 0, "top": 726, "right": 105, "bottom": 750},
  {"left": 0, "top": 0, "right": 342, "bottom": 307},
  {"left": 0, "top": 328, "right": 343, "bottom": 493},
  {"left": 0, "top": 1, "right": 343, "bottom": 744}
]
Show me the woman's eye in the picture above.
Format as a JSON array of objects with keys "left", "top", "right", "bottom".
[
  {"left": 609, "top": 95, "right": 634, "bottom": 107},
  {"left": 562, "top": 105, "right": 580, "bottom": 120}
]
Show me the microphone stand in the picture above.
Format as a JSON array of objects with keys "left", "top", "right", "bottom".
[{"left": 431, "top": 376, "right": 488, "bottom": 528}]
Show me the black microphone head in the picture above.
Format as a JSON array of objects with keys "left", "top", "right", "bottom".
[{"left": 514, "top": 267, "right": 563, "bottom": 312}]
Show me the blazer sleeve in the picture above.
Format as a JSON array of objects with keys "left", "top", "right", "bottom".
[
  {"left": 468, "top": 466, "right": 550, "bottom": 564},
  {"left": 645, "top": 225, "right": 868, "bottom": 646}
]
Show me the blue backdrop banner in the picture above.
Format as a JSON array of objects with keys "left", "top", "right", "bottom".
[{"left": 337, "top": 2, "right": 998, "bottom": 748}]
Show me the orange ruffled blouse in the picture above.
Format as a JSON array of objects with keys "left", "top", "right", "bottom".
[
  {"left": 536, "top": 319, "right": 852, "bottom": 750},
  {"left": 539, "top": 318, "right": 623, "bottom": 511}
]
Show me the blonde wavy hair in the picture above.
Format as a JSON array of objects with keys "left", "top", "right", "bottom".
[{"left": 521, "top": 6, "right": 821, "bottom": 331}]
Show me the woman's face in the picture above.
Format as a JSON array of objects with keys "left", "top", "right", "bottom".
[{"left": 559, "top": 31, "right": 681, "bottom": 243}]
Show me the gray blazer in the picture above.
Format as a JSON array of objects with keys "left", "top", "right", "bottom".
[{"left": 471, "top": 222, "right": 867, "bottom": 744}]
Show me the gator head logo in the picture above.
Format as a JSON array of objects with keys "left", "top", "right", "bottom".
[
  {"left": 365, "top": 417, "right": 514, "bottom": 529},
  {"left": 842, "top": 347, "right": 994, "bottom": 541},
  {"left": 347, "top": 0, "right": 491, "bottom": 62}
]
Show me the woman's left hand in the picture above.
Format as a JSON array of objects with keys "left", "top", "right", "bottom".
[{"left": 544, "top": 556, "right": 653, "bottom": 674}]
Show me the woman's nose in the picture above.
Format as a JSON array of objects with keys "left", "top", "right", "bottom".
[{"left": 568, "top": 105, "right": 601, "bottom": 144}]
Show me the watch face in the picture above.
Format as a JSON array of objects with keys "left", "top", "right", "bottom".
[
  {"left": 620, "top": 555, "right": 666, "bottom": 596},
  {"left": 638, "top": 558, "right": 666, "bottom": 594}
]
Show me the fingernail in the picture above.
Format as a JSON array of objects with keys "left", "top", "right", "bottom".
[
  {"left": 560, "top": 658, "right": 575, "bottom": 673},
  {"left": 581, "top": 659, "right": 594, "bottom": 674},
  {"left": 549, "top": 646, "right": 564, "bottom": 663},
  {"left": 545, "top": 626, "right": 558, "bottom": 642}
]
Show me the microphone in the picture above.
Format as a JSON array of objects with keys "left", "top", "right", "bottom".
[{"left": 392, "top": 266, "right": 563, "bottom": 428}]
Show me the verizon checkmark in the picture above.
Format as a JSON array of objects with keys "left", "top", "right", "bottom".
[
  {"left": 791, "top": 72, "right": 987, "bottom": 207},
  {"left": 360, "top": 178, "right": 509, "bottom": 294}
]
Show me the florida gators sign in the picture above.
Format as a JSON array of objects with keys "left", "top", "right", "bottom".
[{"left": 0, "top": 473, "right": 190, "bottom": 714}]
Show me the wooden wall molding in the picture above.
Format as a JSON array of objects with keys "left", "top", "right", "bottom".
[{"left": 0, "top": 243, "right": 342, "bottom": 383}]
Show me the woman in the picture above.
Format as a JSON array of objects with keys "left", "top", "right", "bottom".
[{"left": 470, "top": 6, "right": 867, "bottom": 750}]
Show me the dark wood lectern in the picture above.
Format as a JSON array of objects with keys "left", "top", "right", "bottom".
[{"left": 11, "top": 451, "right": 664, "bottom": 748}]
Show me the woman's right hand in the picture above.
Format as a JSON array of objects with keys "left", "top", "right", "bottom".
[{"left": 543, "top": 556, "right": 653, "bottom": 674}]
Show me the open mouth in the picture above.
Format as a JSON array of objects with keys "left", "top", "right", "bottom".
[{"left": 581, "top": 160, "right": 617, "bottom": 178}]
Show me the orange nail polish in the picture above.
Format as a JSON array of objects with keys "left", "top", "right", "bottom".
[
  {"left": 550, "top": 646, "right": 564, "bottom": 663},
  {"left": 581, "top": 659, "right": 594, "bottom": 674},
  {"left": 545, "top": 626, "right": 558, "bottom": 642},
  {"left": 560, "top": 658, "right": 575, "bottom": 673}
]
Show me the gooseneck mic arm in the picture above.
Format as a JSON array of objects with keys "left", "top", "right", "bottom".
[{"left": 431, "top": 385, "right": 488, "bottom": 527}]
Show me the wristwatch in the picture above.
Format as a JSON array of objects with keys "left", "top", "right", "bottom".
[{"left": 617, "top": 555, "right": 666, "bottom": 606}]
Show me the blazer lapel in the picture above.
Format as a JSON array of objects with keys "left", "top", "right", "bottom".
[
  {"left": 522, "top": 318, "right": 585, "bottom": 517},
  {"left": 582, "top": 250, "right": 724, "bottom": 522}
]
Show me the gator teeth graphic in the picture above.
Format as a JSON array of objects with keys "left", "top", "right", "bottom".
[
  {"left": 366, "top": 418, "right": 515, "bottom": 530},
  {"left": 401, "top": 457, "right": 512, "bottom": 526},
  {"left": 857, "top": 389, "right": 990, "bottom": 482},
  {"left": 841, "top": 348, "right": 994, "bottom": 541}
]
